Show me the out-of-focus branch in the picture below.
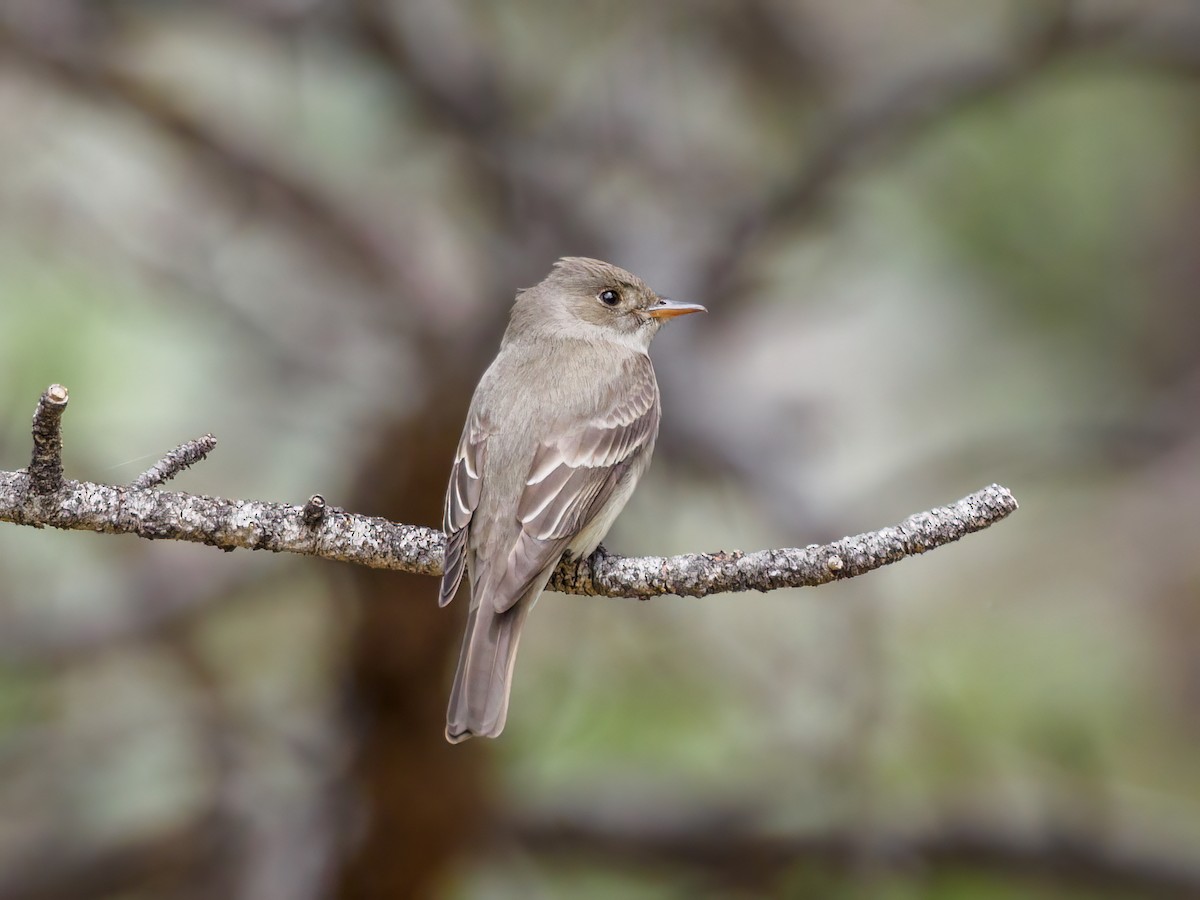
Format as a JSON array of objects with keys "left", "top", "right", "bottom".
[
  {"left": 348, "top": 0, "right": 503, "bottom": 142},
  {"left": 510, "top": 813, "right": 1200, "bottom": 899},
  {"left": 0, "top": 814, "right": 221, "bottom": 900},
  {"left": 693, "top": 3, "right": 1197, "bottom": 309},
  {"left": 344, "top": 0, "right": 607, "bottom": 264},
  {"left": 0, "top": 559, "right": 276, "bottom": 666},
  {"left": 0, "top": 18, "right": 409, "bottom": 293},
  {"left": 1, "top": 386, "right": 1016, "bottom": 599}
]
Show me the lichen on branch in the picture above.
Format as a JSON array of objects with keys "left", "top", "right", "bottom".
[{"left": 0, "top": 385, "right": 1018, "bottom": 599}]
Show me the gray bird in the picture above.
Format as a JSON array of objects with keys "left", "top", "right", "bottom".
[{"left": 439, "top": 257, "right": 705, "bottom": 742}]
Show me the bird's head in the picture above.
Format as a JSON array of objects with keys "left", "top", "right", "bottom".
[{"left": 510, "top": 257, "right": 705, "bottom": 351}]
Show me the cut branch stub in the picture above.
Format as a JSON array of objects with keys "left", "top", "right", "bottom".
[
  {"left": 302, "top": 494, "right": 328, "bottom": 527},
  {"left": 29, "top": 384, "right": 68, "bottom": 494}
]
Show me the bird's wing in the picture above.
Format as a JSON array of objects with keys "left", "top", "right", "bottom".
[
  {"left": 489, "top": 354, "right": 661, "bottom": 613},
  {"left": 439, "top": 419, "right": 488, "bottom": 607}
]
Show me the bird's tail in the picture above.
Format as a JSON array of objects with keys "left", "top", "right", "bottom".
[{"left": 446, "top": 597, "right": 531, "bottom": 742}]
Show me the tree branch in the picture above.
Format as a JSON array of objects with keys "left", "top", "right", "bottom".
[
  {"left": 0, "top": 386, "right": 1017, "bottom": 598},
  {"left": 547, "top": 485, "right": 1015, "bottom": 597},
  {"left": 509, "top": 811, "right": 1200, "bottom": 898}
]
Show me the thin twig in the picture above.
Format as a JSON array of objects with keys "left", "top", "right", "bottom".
[
  {"left": 131, "top": 434, "right": 218, "bottom": 490},
  {"left": 0, "top": 386, "right": 1017, "bottom": 599}
]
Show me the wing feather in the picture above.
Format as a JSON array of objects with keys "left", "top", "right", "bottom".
[
  {"left": 439, "top": 422, "right": 488, "bottom": 607},
  {"left": 490, "top": 354, "right": 660, "bottom": 613}
]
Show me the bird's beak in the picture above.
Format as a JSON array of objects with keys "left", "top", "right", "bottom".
[{"left": 645, "top": 297, "right": 707, "bottom": 319}]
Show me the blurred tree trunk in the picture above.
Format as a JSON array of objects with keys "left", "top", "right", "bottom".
[{"left": 334, "top": 374, "right": 488, "bottom": 899}]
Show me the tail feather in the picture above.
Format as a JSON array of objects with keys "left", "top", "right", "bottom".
[{"left": 446, "top": 598, "right": 531, "bottom": 742}]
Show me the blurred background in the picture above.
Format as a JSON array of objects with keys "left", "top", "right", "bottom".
[{"left": 1, "top": 0, "right": 1199, "bottom": 897}]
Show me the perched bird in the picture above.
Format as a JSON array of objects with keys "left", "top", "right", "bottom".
[{"left": 439, "top": 257, "right": 705, "bottom": 742}]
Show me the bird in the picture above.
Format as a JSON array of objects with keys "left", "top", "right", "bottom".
[{"left": 438, "top": 257, "right": 706, "bottom": 742}]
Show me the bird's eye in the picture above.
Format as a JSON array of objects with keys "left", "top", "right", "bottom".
[{"left": 598, "top": 289, "right": 621, "bottom": 307}]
